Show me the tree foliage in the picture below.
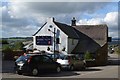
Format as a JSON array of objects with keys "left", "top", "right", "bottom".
[
  {"left": 84, "top": 51, "right": 93, "bottom": 60},
  {"left": 2, "top": 40, "right": 24, "bottom": 60},
  {"left": 14, "top": 41, "right": 24, "bottom": 50},
  {"left": 2, "top": 45, "right": 12, "bottom": 51},
  {"left": 114, "top": 47, "right": 120, "bottom": 55},
  {"left": 2, "top": 45, "right": 13, "bottom": 60},
  {"left": 1, "top": 39, "right": 8, "bottom": 44}
]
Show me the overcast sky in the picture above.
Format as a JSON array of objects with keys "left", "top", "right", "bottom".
[{"left": 1, "top": 1, "right": 119, "bottom": 38}]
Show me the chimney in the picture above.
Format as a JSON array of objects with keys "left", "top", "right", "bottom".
[
  {"left": 47, "top": 17, "right": 55, "bottom": 22},
  {"left": 71, "top": 17, "right": 76, "bottom": 26}
]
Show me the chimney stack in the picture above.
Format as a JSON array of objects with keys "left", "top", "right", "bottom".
[
  {"left": 47, "top": 17, "right": 55, "bottom": 22},
  {"left": 71, "top": 17, "right": 76, "bottom": 26}
]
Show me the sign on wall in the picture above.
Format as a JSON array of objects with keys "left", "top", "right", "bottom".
[{"left": 36, "top": 36, "right": 52, "bottom": 45}]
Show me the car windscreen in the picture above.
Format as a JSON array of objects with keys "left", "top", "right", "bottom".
[
  {"left": 58, "top": 55, "right": 68, "bottom": 60},
  {"left": 47, "top": 54, "right": 70, "bottom": 60},
  {"left": 47, "top": 54, "right": 59, "bottom": 59},
  {"left": 15, "top": 55, "right": 31, "bottom": 63},
  {"left": 47, "top": 54, "right": 54, "bottom": 59}
]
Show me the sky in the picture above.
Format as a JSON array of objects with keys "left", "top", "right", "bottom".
[{"left": 1, "top": 0, "right": 119, "bottom": 38}]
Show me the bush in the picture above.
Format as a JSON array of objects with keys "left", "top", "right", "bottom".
[
  {"left": 2, "top": 45, "right": 12, "bottom": 51},
  {"left": 1, "top": 39, "right": 8, "bottom": 44},
  {"left": 14, "top": 41, "right": 24, "bottom": 50},
  {"left": 114, "top": 47, "right": 120, "bottom": 55},
  {"left": 84, "top": 51, "right": 93, "bottom": 60},
  {"left": 2, "top": 45, "right": 14, "bottom": 60}
]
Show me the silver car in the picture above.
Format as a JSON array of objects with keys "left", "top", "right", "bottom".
[{"left": 56, "top": 54, "right": 86, "bottom": 70}]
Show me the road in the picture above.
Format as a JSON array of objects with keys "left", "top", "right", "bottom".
[{"left": 1, "top": 53, "right": 120, "bottom": 79}]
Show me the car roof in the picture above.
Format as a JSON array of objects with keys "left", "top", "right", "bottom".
[
  {"left": 24, "top": 54, "right": 42, "bottom": 56},
  {"left": 64, "top": 54, "right": 75, "bottom": 56},
  {"left": 47, "top": 53, "right": 75, "bottom": 56}
]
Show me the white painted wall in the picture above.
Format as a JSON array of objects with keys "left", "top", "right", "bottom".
[
  {"left": 33, "top": 18, "right": 68, "bottom": 53},
  {"left": 68, "top": 38, "right": 78, "bottom": 53}
]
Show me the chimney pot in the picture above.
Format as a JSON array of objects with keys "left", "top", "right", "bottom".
[{"left": 71, "top": 17, "right": 76, "bottom": 26}]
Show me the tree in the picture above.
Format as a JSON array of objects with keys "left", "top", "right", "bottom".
[
  {"left": 2, "top": 45, "right": 13, "bottom": 60},
  {"left": 14, "top": 41, "right": 24, "bottom": 50},
  {"left": 114, "top": 47, "right": 120, "bottom": 55},
  {"left": 1, "top": 39, "right": 8, "bottom": 44},
  {"left": 2, "top": 45, "right": 12, "bottom": 51}
]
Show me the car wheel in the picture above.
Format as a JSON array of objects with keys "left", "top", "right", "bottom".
[
  {"left": 70, "top": 65, "right": 74, "bottom": 71},
  {"left": 32, "top": 68, "right": 39, "bottom": 76},
  {"left": 16, "top": 71, "right": 22, "bottom": 75},
  {"left": 56, "top": 66, "right": 61, "bottom": 73},
  {"left": 82, "top": 64, "right": 86, "bottom": 70}
]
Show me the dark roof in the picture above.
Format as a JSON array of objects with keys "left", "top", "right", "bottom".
[
  {"left": 72, "top": 24, "right": 108, "bottom": 53},
  {"left": 33, "top": 21, "right": 79, "bottom": 39},
  {"left": 33, "top": 22, "right": 47, "bottom": 36},
  {"left": 54, "top": 21, "right": 79, "bottom": 39},
  {"left": 72, "top": 28, "right": 101, "bottom": 53},
  {"left": 74, "top": 24, "right": 108, "bottom": 46}
]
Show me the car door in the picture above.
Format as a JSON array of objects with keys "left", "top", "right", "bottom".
[
  {"left": 72, "top": 56, "right": 81, "bottom": 69},
  {"left": 31, "top": 56, "right": 44, "bottom": 72},
  {"left": 75, "top": 57, "right": 84, "bottom": 68},
  {"left": 76, "top": 54, "right": 85, "bottom": 68},
  {"left": 42, "top": 56, "right": 56, "bottom": 72}
]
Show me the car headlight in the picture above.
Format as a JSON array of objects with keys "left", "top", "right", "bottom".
[{"left": 17, "top": 61, "right": 24, "bottom": 66}]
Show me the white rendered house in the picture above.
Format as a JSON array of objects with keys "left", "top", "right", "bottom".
[
  {"left": 33, "top": 18, "right": 79, "bottom": 54},
  {"left": 33, "top": 17, "right": 108, "bottom": 65}
]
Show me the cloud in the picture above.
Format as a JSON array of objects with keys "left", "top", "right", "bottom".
[
  {"left": 1, "top": 2, "right": 118, "bottom": 38},
  {"left": 7, "top": 2, "right": 109, "bottom": 18},
  {"left": 8, "top": 0, "right": 118, "bottom": 2},
  {"left": 77, "top": 12, "right": 118, "bottom": 38},
  {"left": 109, "top": 31, "right": 118, "bottom": 38},
  {"left": 2, "top": 6, "right": 40, "bottom": 28},
  {"left": 104, "top": 12, "right": 118, "bottom": 27},
  {"left": 2, "top": 24, "right": 39, "bottom": 37},
  {"left": 76, "top": 18, "right": 105, "bottom": 25},
  {"left": 1, "top": 4, "right": 41, "bottom": 38}
]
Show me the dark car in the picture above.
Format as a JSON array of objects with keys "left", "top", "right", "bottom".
[{"left": 15, "top": 54, "right": 61, "bottom": 76}]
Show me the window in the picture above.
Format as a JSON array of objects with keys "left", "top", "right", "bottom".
[
  {"left": 49, "top": 25, "right": 53, "bottom": 28},
  {"left": 43, "top": 56, "right": 52, "bottom": 62},
  {"left": 33, "top": 56, "right": 40, "bottom": 62},
  {"left": 56, "top": 38, "right": 60, "bottom": 44},
  {"left": 32, "top": 56, "right": 42, "bottom": 62}
]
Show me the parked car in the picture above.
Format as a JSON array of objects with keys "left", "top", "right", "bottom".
[
  {"left": 15, "top": 54, "right": 61, "bottom": 76},
  {"left": 63, "top": 54, "right": 86, "bottom": 70},
  {"left": 47, "top": 53, "right": 86, "bottom": 70}
]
